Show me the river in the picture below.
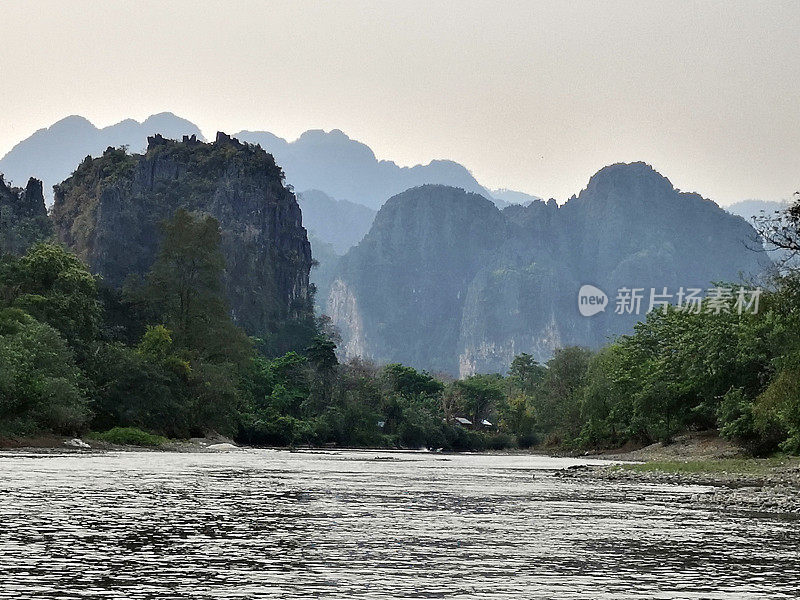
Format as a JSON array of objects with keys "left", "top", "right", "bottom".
[{"left": 1, "top": 450, "right": 798, "bottom": 599}]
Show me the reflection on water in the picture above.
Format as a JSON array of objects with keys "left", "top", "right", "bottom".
[{"left": 1, "top": 450, "right": 798, "bottom": 599}]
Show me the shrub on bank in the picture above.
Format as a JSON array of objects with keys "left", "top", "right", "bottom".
[{"left": 89, "top": 427, "right": 167, "bottom": 447}]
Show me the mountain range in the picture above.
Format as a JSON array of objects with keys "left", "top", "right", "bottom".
[
  {"left": 0, "top": 117, "right": 779, "bottom": 375},
  {"left": 234, "top": 128, "right": 502, "bottom": 210},
  {"left": 327, "top": 165, "right": 771, "bottom": 376},
  {"left": 0, "top": 114, "right": 204, "bottom": 199},
  {"left": 725, "top": 199, "right": 792, "bottom": 223},
  {"left": 0, "top": 113, "right": 534, "bottom": 212}
]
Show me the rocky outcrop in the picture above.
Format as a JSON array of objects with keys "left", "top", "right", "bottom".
[
  {"left": 329, "top": 185, "right": 506, "bottom": 374},
  {"left": 327, "top": 165, "right": 771, "bottom": 375},
  {"left": 0, "top": 175, "right": 52, "bottom": 255},
  {"left": 51, "top": 133, "right": 313, "bottom": 349}
]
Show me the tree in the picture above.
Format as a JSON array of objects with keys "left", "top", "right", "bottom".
[
  {"left": 753, "top": 191, "right": 800, "bottom": 268},
  {"left": 507, "top": 353, "right": 546, "bottom": 395},
  {"left": 537, "top": 347, "right": 592, "bottom": 442},
  {"left": 382, "top": 363, "right": 444, "bottom": 399},
  {"left": 0, "top": 308, "right": 89, "bottom": 435},
  {"left": 0, "top": 243, "right": 102, "bottom": 354},
  {"left": 454, "top": 374, "right": 504, "bottom": 425},
  {"left": 305, "top": 335, "right": 338, "bottom": 372},
  {"left": 140, "top": 209, "right": 251, "bottom": 365}
]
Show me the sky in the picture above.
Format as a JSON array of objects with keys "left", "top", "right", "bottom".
[{"left": 2, "top": 0, "right": 799, "bottom": 205}]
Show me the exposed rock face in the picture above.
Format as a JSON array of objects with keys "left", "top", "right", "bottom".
[
  {"left": 0, "top": 175, "right": 52, "bottom": 254},
  {"left": 51, "top": 133, "right": 313, "bottom": 349},
  {"left": 328, "top": 165, "right": 771, "bottom": 376},
  {"left": 330, "top": 185, "right": 506, "bottom": 373}
]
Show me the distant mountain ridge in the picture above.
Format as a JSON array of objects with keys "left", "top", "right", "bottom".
[
  {"left": 298, "top": 189, "right": 377, "bottom": 254},
  {"left": 725, "top": 199, "right": 792, "bottom": 223},
  {"left": 327, "top": 164, "right": 772, "bottom": 376},
  {"left": 0, "top": 113, "right": 204, "bottom": 201},
  {"left": 233, "top": 128, "right": 496, "bottom": 209},
  {"left": 0, "top": 114, "right": 540, "bottom": 212}
]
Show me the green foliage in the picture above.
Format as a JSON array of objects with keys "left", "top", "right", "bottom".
[
  {"left": 531, "top": 347, "right": 593, "bottom": 445},
  {"left": 498, "top": 393, "right": 538, "bottom": 447},
  {"left": 0, "top": 308, "right": 89, "bottom": 435},
  {"left": 1, "top": 243, "right": 102, "bottom": 353},
  {"left": 753, "top": 360, "right": 800, "bottom": 454},
  {"left": 85, "top": 341, "right": 189, "bottom": 437},
  {"left": 139, "top": 209, "right": 252, "bottom": 365},
  {"left": 305, "top": 335, "right": 338, "bottom": 372},
  {"left": 137, "top": 325, "right": 174, "bottom": 361},
  {"left": 0, "top": 209, "right": 52, "bottom": 256},
  {"left": 507, "top": 353, "right": 546, "bottom": 396},
  {"left": 717, "top": 388, "right": 758, "bottom": 447},
  {"left": 454, "top": 374, "right": 504, "bottom": 425},
  {"left": 382, "top": 364, "right": 444, "bottom": 399},
  {"left": 89, "top": 426, "right": 167, "bottom": 447}
]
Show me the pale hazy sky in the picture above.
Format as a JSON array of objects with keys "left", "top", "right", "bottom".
[{"left": 2, "top": 0, "right": 799, "bottom": 204}]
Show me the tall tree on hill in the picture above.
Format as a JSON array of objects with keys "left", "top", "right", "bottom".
[{"left": 142, "top": 209, "right": 251, "bottom": 366}]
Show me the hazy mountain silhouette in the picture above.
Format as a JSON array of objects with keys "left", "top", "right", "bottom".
[
  {"left": 0, "top": 113, "right": 204, "bottom": 202},
  {"left": 298, "top": 189, "right": 376, "bottom": 254},
  {"left": 726, "top": 199, "right": 791, "bottom": 223},
  {"left": 1, "top": 114, "right": 543, "bottom": 212},
  {"left": 234, "top": 128, "right": 495, "bottom": 209},
  {"left": 490, "top": 188, "right": 542, "bottom": 208}
]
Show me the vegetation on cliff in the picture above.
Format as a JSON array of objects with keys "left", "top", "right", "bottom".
[{"left": 51, "top": 132, "right": 315, "bottom": 356}]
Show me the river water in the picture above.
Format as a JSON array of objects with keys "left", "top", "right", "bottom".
[{"left": 0, "top": 449, "right": 798, "bottom": 599}]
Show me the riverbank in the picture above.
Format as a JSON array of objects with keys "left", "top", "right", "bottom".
[
  {"left": 5, "top": 431, "right": 800, "bottom": 515},
  {"left": 554, "top": 431, "right": 800, "bottom": 514},
  {"left": 0, "top": 433, "right": 241, "bottom": 454}
]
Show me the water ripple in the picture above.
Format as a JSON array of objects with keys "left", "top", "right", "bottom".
[{"left": 0, "top": 450, "right": 798, "bottom": 599}]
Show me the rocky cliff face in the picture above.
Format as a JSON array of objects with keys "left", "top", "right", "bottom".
[
  {"left": 0, "top": 175, "right": 52, "bottom": 255},
  {"left": 51, "top": 133, "right": 313, "bottom": 349},
  {"left": 327, "top": 165, "right": 771, "bottom": 376},
  {"left": 329, "top": 185, "right": 506, "bottom": 373}
]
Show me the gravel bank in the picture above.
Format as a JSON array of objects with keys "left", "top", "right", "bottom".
[{"left": 556, "top": 462, "right": 800, "bottom": 515}]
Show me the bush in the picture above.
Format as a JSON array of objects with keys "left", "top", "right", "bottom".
[
  {"left": 754, "top": 365, "right": 800, "bottom": 454},
  {"left": 516, "top": 432, "right": 539, "bottom": 449},
  {"left": 89, "top": 427, "right": 167, "bottom": 447},
  {"left": 484, "top": 432, "right": 516, "bottom": 450},
  {"left": 0, "top": 309, "right": 90, "bottom": 435},
  {"left": 717, "top": 388, "right": 758, "bottom": 447}
]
